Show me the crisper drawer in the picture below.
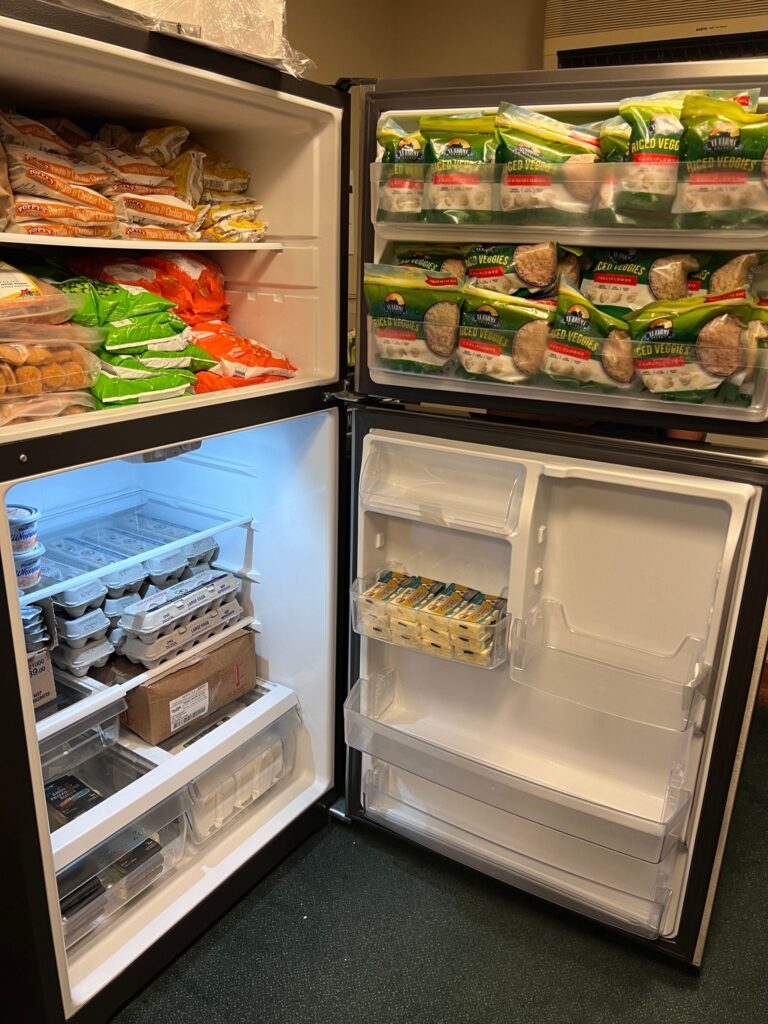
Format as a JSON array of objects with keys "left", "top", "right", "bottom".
[
  {"left": 56, "top": 790, "right": 190, "bottom": 950},
  {"left": 39, "top": 694, "right": 127, "bottom": 783},
  {"left": 168, "top": 700, "right": 301, "bottom": 845},
  {"left": 363, "top": 762, "right": 675, "bottom": 940},
  {"left": 345, "top": 674, "right": 692, "bottom": 862}
]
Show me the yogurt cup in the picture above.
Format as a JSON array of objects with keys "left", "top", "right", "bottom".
[
  {"left": 14, "top": 542, "right": 45, "bottom": 592},
  {"left": 7, "top": 505, "right": 41, "bottom": 554}
]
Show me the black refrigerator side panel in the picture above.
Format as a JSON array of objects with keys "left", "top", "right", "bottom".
[
  {"left": 344, "top": 405, "right": 768, "bottom": 963},
  {"left": 355, "top": 62, "right": 768, "bottom": 437}
]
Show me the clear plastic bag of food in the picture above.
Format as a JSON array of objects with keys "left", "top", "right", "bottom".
[
  {"left": 0, "top": 262, "right": 82, "bottom": 324},
  {"left": 0, "top": 391, "right": 97, "bottom": 427},
  {"left": 0, "top": 341, "right": 101, "bottom": 395}
]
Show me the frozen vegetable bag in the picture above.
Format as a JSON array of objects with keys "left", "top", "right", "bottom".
[
  {"left": 495, "top": 104, "right": 601, "bottom": 225},
  {"left": 421, "top": 113, "right": 496, "bottom": 223},
  {"left": 376, "top": 118, "right": 426, "bottom": 222},
  {"left": 457, "top": 286, "right": 552, "bottom": 383},
  {"left": 364, "top": 264, "right": 463, "bottom": 374}
]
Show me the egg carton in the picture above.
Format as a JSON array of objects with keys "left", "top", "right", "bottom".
[
  {"left": 111, "top": 512, "right": 220, "bottom": 567},
  {"left": 76, "top": 528, "right": 188, "bottom": 585},
  {"left": 54, "top": 607, "right": 110, "bottom": 650},
  {"left": 118, "top": 569, "right": 240, "bottom": 644},
  {"left": 103, "top": 594, "right": 137, "bottom": 629},
  {"left": 51, "top": 637, "right": 115, "bottom": 677},
  {"left": 121, "top": 599, "right": 245, "bottom": 668},
  {"left": 45, "top": 539, "right": 147, "bottom": 597},
  {"left": 39, "top": 557, "right": 109, "bottom": 618}
]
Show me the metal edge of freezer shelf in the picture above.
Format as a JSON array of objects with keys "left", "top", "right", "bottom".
[
  {"left": 343, "top": 404, "right": 768, "bottom": 965},
  {"left": 356, "top": 66, "right": 768, "bottom": 437}
]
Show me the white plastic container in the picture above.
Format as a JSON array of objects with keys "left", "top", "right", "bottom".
[
  {"left": 7, "top": 503, "right": 40, "bottom": 553},
  {"left": 14, "top": 541, "right": 45, "bottom": 591}
]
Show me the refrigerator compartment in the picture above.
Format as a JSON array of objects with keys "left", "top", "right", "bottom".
[
  {"left": 363, "top": 762, "right": 674, "bottom": 940},
  {"left": 54, "top": 608, "right": 111, "bottom": 650},
  {"left": 351, "top": 568, "right": 509, "bottom": 669},
  {"left": 371, "top": 163, "right": 426, "bottom": 222},
  {"left": 109, "top": 511, "right": 220, "bottom": 566},
  {"left": 510, "top": 600, "right": 710, "bottom": 731},
  {"left": 35, "top": 677, "right": 103, "bottom": 726},
  {"left": 44, "top": 744, "right": 155, "bottom": 833},
  {"left": 345, "top": 672, "right": 693, "bottom": 862},
  {"left": 360, "top": 433, "right": 525, "bottom": 534},
  {"left": 121, "top": 598, "right": 246, "bottom": 667},
  {"left": 39, "top": 694, "right": 128, "bottom": 783},
  {"left": 51, "top": 638, "right": 115, "bottom": 678},
  {"left": 56, "top": 789, "right": 190, "bottom": 949},
  {"left": 170, "top": 701, "right": 301, "bottom": 845},
  {"left": 118, "top": 570, "right": 241, "bottom": 643}
]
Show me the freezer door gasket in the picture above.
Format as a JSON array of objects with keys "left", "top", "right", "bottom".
[{"left": 343, "top": 403, "right": 768, "bottom": 966}]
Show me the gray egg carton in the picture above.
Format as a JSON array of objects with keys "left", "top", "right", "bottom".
[
  {"left": 54, "top": 607, "right": 110, "bottom": 650},
  {"left": 40, "top": 557, "right": 108, "bottom": 618},
  {"left": 51, "top": 637, "right": 115, "bottom": 677},
  {"left": 45, "top": 539, "right": 147, "bottom": 597},
  {"left": 77, "top": 528, "right": 188, "bottom": 585},
  {"left": 122, "top": 599, "right": 245, "bottom": 668},
  {"left": 111, "top": 513, "right": 220, "bottom": 566},
  {"left": 118, "top": 569, "right": 240, "bottom": 644},
  {"left": 103, "top": 594, "right": 138, "bottom": 628}
]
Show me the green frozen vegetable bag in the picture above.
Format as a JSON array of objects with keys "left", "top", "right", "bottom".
[
  {"left": 364, "top": 263, "right": 464, "bottom": 375},
  {"left": 457, "top": 284, "right": 552, "bottom": 383},
  {"left": 55, "top": 276, "right": 176, "bottom": 327},
  {"left": 376, "top": 117, "right": 426, "bottom": 223},
  {"left": 687, "top": 251, "right": 768, "bottom": 299},
  {"left": 102, "top": 312, "right": 191, "bottom": 352},
  {"left": 581, "top": 249, "right": 700, "bottom": 316},
  {"left": 544, "top": 278, "right": 634, "bottom": 391},
  {"left": 421, "top": 112, "right": 496, "bottom": 224},
  {"left": 98, "top": 348, "right": 205, "bottom": 378},
  {"left": 91, "top": 367, "right": 194, "bottom": 405},
  {"left": 395, "top": 244, "right": 467, "bottom": 276},
  {"left": 494, "top": 103, "right": 601, "bottom": 225},
  {"left": 464, "top": 242, "right": 558, "bottom": 297}
]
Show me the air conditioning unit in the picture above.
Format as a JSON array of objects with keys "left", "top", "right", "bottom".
[{"left": 544, "top": 0, "right": 768, "bottom": 68}]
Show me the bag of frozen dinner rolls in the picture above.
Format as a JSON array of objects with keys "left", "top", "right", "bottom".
[
  {"left": 457, "top": 286, "right": 552, "bottom": 384},
  {"left": 495, "top": 104, "right": 601, "bottom": 224},
  {"left": 363, "top": 263, "right": 464, "bottom": 374},
  {"left": 421, "top": 112, "right": 496, "bottom": 224},
  {"left": 544, "top": 278, "right": 634, "bottom": 391}
]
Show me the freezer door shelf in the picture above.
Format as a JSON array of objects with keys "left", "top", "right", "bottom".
[
  {"left": 363, "top": 762, "right": 674, "bottom": 940},
  {"left": 345, "top": 674, "right": 692, "bottom": 863}
]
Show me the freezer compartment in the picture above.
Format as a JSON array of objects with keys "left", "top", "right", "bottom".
[
  {"left": 167, "top": 700, "right": 301, "bottom": 845},
  {"left": 56, "top": 790, "right": 189, "bottom": 950},
  {"left": 510, "top": 600, "right": 710, "bottom": 731},
  {"left": 351, "top": 566, "right": 509, "bottom": 670},
  {"left": 345, "top": 672, "right": 693, "bottom": 862},
  {"left": 359, "top": 433, "right": 525, "bottom": 534},
  {"left": 39, "top": 695, "right": 128, "bottom": 783},
  {"left": 364, "top": 762, "right": 675, "bottom": 939}
]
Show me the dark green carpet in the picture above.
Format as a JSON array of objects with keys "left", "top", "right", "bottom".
[{"left": 113, "top": 710, "right": 768, "bottom": 1024}]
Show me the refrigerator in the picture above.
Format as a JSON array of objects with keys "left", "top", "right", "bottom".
[{"left": 1, "top": 5, "right": 768, "bottom": 1023}]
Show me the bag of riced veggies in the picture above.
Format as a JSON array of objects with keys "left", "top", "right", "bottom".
[
  {"left": 628, "top": 294, "right": 754, "bottom": 403},
  {"left": 687, "top": 251, "right": 768, "bottom": 298},
  {"left": 456, "top": 285, "right": 552, "bottom": 383},
  {"left": 675, "top": 95, "right": 768, "bottom": 227},
  {"left": 495, "top": 104, "right": 601, "bottom": 225},
  {"left": 544, "top": 278, "right": 634, "bottom": 391},
  {"left": 581, "top": 249, "right": 700, "bottom": 316},
  {"left": 396, "top": 245, "right": 466, "bottom": 277},
  {"left": 364, "top": 263, "right": 464, "bottom": 374},
  {"left": 464, "top": 242, "right": 558, "bottom": 297},
  {"left": 421, "top": 113, "right": 496, "bottom": 223},
  {"left": 376, "top": 118, "right": 427, "bottom": 222}
]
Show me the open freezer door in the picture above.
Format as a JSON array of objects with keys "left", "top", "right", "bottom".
[
  {"left": 343, "top": 406, "right": 768, "bottom": 964},
  {"left": 356, "top": 64, "right": 768, "bottom": 438}
]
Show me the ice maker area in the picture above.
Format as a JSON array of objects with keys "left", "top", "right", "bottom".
[{"left": 347, "top": 429, "right": 755, "bottom": 940}]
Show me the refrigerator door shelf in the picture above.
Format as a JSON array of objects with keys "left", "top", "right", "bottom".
[
  {"left": 345, "top": 673, "right": 692, "bottom": 863},
  {"left": 363, "top": 763, "right": 673, "bottom": 940},
  {"left": 370, "top": 161, "right": 768, "bottom": 250},
  {"left": 510, "top": 600, "right": 710, "bottom": 732},
  {"left": 359, "top": 434, "right": 527, "bottom": 534},
  {"left": 56, "top": 789, "right": 190, "bottom": 950},
  {"left": 39, "top": 695, "right": 128, "bottom": 783},
  {"left": 351, "top": 567, "right": 510, "bottom": 670}
]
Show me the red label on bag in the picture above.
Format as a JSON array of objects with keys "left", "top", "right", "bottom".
[
  {"left": 636, "top": 356, "right": 685, "bottom": 369},
  {"left": 506, "top": 174, "right": 551, "bottom": 186},
  {"left": 548, "top": 341, "right": 590, "bottom": 360},
  {"left": 594, "top": 272, "right": 637, "bottom": 286},
  {"left": 432, "top": 173, "right": 480, "bottom": 185},
  {"left": 689, "top": 171, "right": 748, "bottom": 184},
  {"left": 387, "top": 178, "right": 423, "bottom": 190},
  {"left": 632, "top": 153, "right": 677, "bottom": 164},
  {"left": 459, "top": 337, "right": 502, "bottom": 355},
  {"left": 376, "top": 327, "right": 417, "bottom": 341}
]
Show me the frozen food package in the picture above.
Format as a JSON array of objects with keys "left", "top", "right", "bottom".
[
  {"left": 376, "top": 117, "right": 425, "bottom": 222},
  {"left": 133, "top": 125, "right": 190, "bottom": 166},
  {"left": 45, "top": 774, "right": 104, "bottom": 830},
  {"left": 421, "top": 112, "right": 496, "bottom": 223},
  {"left": 464, "top": 243, "right": 558, "bottom": 296},
  {"left": 457, "top": 286, "right": 553, "bottom": 384},
  {"left": 0, "top": 262, "right": 82, "bottom": 324},
  {"left": 115, "top": 223, "right": 201, "bottom": 242},
  {"left": 628, "top": 293, "right": 755, "bottom": 404},
  {"left": 495, "top": 103, "right": 601, "bottom": 224},
  {"left": 396, "top": 245, "right": 466, "bottom": 278},
  {"left": 114, "top": 192, "right": 202, "bottom": 227},
  {"left": 687, "top": 252, "right": 767, "bottom": 299},
  {"left": 101, "top": 312, "right": 191, "bottom": 352},
  {"left": 190, "top": 321, "right": 296, "bottom": 380},
  {"left": 581, "top": 250, "right": 700, "bottom": 316},
  {"left": 76, "top": 140, "right": 173, "bottom": 186},
  {"left": 0, "top": 143, "right": 11, "bottom": 231},
  {"left": 556, "top": 245, "right": 585, "bottom": 289},
  {"left": 0, "top": 110, "right": 73, "bottom": 154},
  {"left": 91, "top": 367, "right": 194, "bottom": 405},
  {"left": 675, "top": 95, "right": 768, "bottom": 228},
  {"left": 6, "top": 221, "right": 115, "bottom": 239},
  {"left": 141, "top": 254, "right": 228, "bottom": 324},
  {"left": 200, "top": 211, "right": 267, "bottom": 243},
  {"left": 12, "top": 196, "right": 117, "bottom": 225},
  {"left": 10, "top": 165, "right": 116, "bottom": 214},
  {"left": 544, "top": 278, "right": 634, "bottom": 391},
  {"left": 51, "top": 276, "right": 176, "bottom": 328},
  {"left": 363, "top": 264, "right": 464, "bottom": 375},
  {"left": 597, "top": 115, "right": 632, "bottom": 163},
  {"left": 99, "top": 346, "right": 214, "bottom": 376},
  {"left": 40, "top": 117, "right": 91, "bottom": 149},
  {"left": 166, "top": 150, "right": 204, "bottom": 204},
  {"left": 5, "top": 144, "right": 111, "bottom": 187},
  {"left": 202, "top": 159, "right": 250, "bottom": 194},
  {"left": 0, "top": 341, "right": 101, "bottom": 394}
]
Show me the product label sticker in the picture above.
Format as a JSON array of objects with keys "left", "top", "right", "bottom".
[{"left": 169, "top": 682, "right": 209, "bottom": 733}]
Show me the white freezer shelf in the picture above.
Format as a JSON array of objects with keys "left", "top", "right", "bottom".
[
  {"left": 345, "top": 674, "right": 692, "bottom": 862},
  {"left": 510, "top": 600, "right": 710, "bottom": 732},
  {"left": 51, "top": 680, "right": 299, "bottom": 872},
  {"left": 0, "top": 232, "right": 284, "bottom": 252},
  {"left": 364, "top": 764, "right": 674, "bottom": 940},
  {"left": 359, "top": 433, "right": 526, "bottom": 534}
]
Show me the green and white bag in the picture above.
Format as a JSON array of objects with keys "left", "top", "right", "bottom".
[
  {"left": 421, "top": 113, "right": 496, "bottom": 224},
  {"left": 376, "top": 117, "right": 426, "bottom": 222},
  {"left": 457, "top": 285, "right": 552, "bottom": 383}
]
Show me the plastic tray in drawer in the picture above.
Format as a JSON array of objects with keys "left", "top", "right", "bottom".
[
  {"left": 168, "top": 700, "right": 300, "bottom": 845},
  {"left": 56, "top": 789, "right": 190, "bottom": 949},
  {"left": 351, "top": 566, "right": 509, "bottom": 669},
  {"left": 39, "top": 694, "right": 127, "bottom": 782}
]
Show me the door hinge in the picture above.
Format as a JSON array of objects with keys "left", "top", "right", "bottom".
[
  {"left": 328, "top": 798, "right": 351, "bottom": 823},
  {"left": 323, "top": 389, "right": 363, "bottom": 405}
]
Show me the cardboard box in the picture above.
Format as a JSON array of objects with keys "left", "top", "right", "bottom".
[
  {"left": 122, "top": 633, "right": 257, "bottom": 745},
  {"left": 28, "top": 649, "right": 56, "bottom": 709}
]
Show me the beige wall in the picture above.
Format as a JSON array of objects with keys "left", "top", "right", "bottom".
[{"left": 287, "top": 0, "right": 546, "bottom": 83}]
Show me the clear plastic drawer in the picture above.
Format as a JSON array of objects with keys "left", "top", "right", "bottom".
[{"left": 39, "top": 694, "right": 127, "bottom": 782}]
